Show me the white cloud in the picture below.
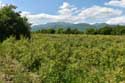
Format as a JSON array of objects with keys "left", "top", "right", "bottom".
[
  {"left": 105, "top": 0, "right": 125, "bottom": 7},
  {"left": 21, "top": 12, "right": 81, "bottom": 25},
  {"left": 21, "top": 2, "right": 82, "bottom": 25},
  {"left": 59, "top": 2, "right": 76, "bottom": 16},
  {"left": 107, "top": 16, "right": 125, "bottom": 25},
  {"left": 0, "top": 1, "right": 6, "bottom": 8},
  {"left": 78, "top": 5, "right": 122, "bottom": 19},
  {"left": 21, "top": 2, "right": 123, "bottom": 25}
]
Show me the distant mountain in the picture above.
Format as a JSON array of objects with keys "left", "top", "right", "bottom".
[
  {"left": 93, "top": 23, "right": 108, "bottom": 29},
  {"left": 31, "top": 22, "right": 109, "bottom": 31}
]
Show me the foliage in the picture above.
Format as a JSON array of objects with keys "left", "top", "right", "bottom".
[
  {"left": 36, "top": 25, "right": 125, "bottom": 35},
  {"left": 85, "top": 25, "right": 125, "bottom": 35},
  {"left": 97, "top": 26, "right": 112, "bottom": 35},
  {"left": 0, "top": 34, "right": 125, "bottom": 83},
  {"left": 84, "top": 28, "right": 97, "bottom": 34},
  {"left": 0, "top": 5, "right": 31, "bottom": 42},
  {"left": 36, "top": 28, "right": 82, "bottom": 34}
]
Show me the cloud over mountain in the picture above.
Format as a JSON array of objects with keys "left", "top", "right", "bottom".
[
  {"left": 21, "top": 2, "right": 123, "bottom": 25},
  {"left": 107, "top": 16, "right": 125, "bottom": 25}
]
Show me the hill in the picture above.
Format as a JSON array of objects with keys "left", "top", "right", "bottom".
[{"left": 32, "top": 22, "right": 108, "bottom": 31}]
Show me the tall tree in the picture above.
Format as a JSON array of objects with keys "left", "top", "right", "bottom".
[{"left": 0, "top": 5, "right": 31, "bottom": 41}]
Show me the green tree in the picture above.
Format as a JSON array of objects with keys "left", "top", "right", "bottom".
[
  {"left": 46, "top": 28, "right": 55, "bottom": 34},
  {"left": 56, "top": 28, "right": 64, "bottom": 34},
  {"left": 97, "top": 26, "right": 112, "bottom": 35},
  {"left": 111, "top": 25, "right": 125, "bottom": 35},
  {"left": 71, "top": 28, "right": 81, "bottom": 34},
  {"left": 85, "top": 28, "right": 96, "bottom": 34},
  {"left": 0, "top": 5, "right": 31, "bottom": 41},
  {"left": 64, "top": 28, "right": 72, "bottom": 34}
]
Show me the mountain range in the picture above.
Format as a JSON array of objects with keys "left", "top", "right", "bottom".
[{"left": 32, "top": 22, "right": 109, "bottom": 31}]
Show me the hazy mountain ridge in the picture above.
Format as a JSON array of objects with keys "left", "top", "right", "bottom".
[{"left": 32, "top": 22, "right": 109, "bottom": 31}]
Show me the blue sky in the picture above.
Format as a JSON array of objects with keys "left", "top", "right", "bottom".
[
  {"left": 1, "top": 0, "right": 109, "bottom": 14},
  {"left": 0, "top": 0, "right": 125, "bottom": 25}
]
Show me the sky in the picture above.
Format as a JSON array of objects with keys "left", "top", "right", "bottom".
[{"left": 0, "top": 0, "right": 125, "bottom": 25}]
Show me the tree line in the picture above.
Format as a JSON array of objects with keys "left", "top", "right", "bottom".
[
  {"left": 85, "top": 25, "right": 125, "bottom": 35},
  {"left": 36, "top": 25, "right": 125, "bottom": 35},
  {"left": 36, "top": 28, "right": 83, "bottom": 34}
]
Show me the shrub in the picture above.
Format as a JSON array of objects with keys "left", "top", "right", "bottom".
[{"left": 0, "top": 5, "right": 31, "bottom": 42}]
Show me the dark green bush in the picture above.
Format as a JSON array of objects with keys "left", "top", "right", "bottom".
[{"left": 0, "top": 5, "right": 31, "bottom": 42}]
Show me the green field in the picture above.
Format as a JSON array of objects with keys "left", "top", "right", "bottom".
[{"left": 0, "top": 33, "right": 125, "bottom": 83}]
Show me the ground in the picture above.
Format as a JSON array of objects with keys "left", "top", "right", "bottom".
[{"left": 0, "top": 34, "right": 125, "bottom": 83}]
